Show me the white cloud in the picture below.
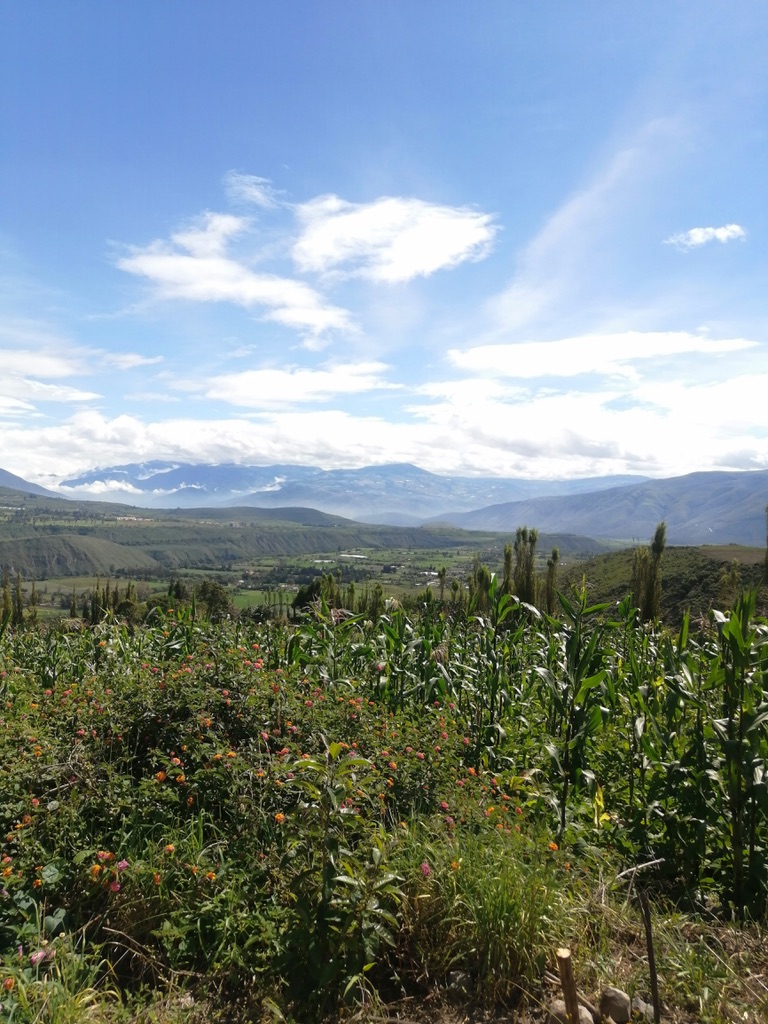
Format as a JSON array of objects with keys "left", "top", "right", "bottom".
[
  {"left": 169, "top": 212, "right": 247, "bottom": 257},
  {"left": 6, "top": 371, "right": 768, "bottom": 491},
  {"left": 117, "top": 212, "right": 353, "bottom": 338},
  {"left": 183, "top": 360, "right": 398, "bottom": 408},
  {"left": 664, "top": 223, "right": 746, "bottom": 250},
  {"left": 59, "top": 479, "right": 145, "bottom": 497},
  {"left": 224, "top": 172, "right": 282, "bottom": 208},
  {"left": 104, "top": 353, "right": 164, "bottom": 370},
  {"left": 292, "top": 195, "right": 498, "bottom": 283},
  {"left": 0, "top": 348, "right": 87, "bottom": 378},
  {"left": 9, "top": 379, "right": 100, "bottom": 403},
  {"left": 0, "top": 396, "right": 36, "bottom": 417},
  {"left": 448, "top": 330, "right": 757, "bottom": 379}
]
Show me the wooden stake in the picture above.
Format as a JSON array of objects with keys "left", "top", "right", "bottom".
[
  {"left": 639, "top": 892, "right": 661, "bottom": 1024},
  {"left": 556, "top": 947, "right": 581, "bottom": 1024}
]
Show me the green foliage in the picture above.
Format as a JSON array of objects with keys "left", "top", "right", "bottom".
[{"left": 1, "top": 598, "right": 768, "bottom": 1020}]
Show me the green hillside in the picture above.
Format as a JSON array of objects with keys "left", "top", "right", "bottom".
[
  {"left": 563, "top": 544, "right": 768, "bottom": 625},
  {"left": 0, "top": 487, "right": 604, "bottom": 579}
]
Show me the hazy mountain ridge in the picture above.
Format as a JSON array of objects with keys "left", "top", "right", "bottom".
[
  {"left": 58, "top": 461, "right": 646, "bottom": 518},
  {"left": 4, "top": 464, "right": 767, "bottom": 546},
  {"left": 0, "top": 468, "right": 59, "bottom": 498},
  {"left": 431, "top": 470, "right": 768, "bottom": 546}
]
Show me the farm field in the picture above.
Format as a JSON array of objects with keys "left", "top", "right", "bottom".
[{"left": 1, "top": 588, "right": 768, "bottom": 1023}]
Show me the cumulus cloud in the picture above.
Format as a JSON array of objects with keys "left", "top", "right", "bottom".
[
  {"left": 292, "top": 195, "right": 498, "bottom": 283},
  {"left": 181, "top": 360, "right": 398, "bottom": 409},
  {"left": 6, "top": 366, "right": 768, "bottom": 491},
  {"left": 664, "top": 224, "right": 746, "bottom": 250},
  {"left": 117, "top": 212, "right": 353, "bottom": 338},
  {"left": 448, "top": 330, "right": 757, "bottom": 379}
]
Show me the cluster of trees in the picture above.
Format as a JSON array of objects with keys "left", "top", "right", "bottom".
[
  {"left": 467, "top": 527, "right": 560, "bottom": 616},
  {"left": 0, "top": 573, "right": 238, "bottom": 629},
  {"left": 292, "top": 573, "right": 388, "bottom": 620}
]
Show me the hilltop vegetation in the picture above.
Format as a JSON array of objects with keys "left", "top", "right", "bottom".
[{"left": 564, "top": 543, "right": 768, "bottom": 626}]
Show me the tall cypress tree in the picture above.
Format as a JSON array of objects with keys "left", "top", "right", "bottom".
[
  {"left": 2, "top": 569, "right": 11, "bottom": 623},
  {"left": 632, "top": 521, "right": 666, "bottom": 621},
  {"left": 513, "top": 526, "right": 538, "bottom": 605},
  {"left": 12, "top": 573, "right": 24, "bottom": 627},
  {"left": 545, "top": 546, "right": 560, "bottom": 615}
]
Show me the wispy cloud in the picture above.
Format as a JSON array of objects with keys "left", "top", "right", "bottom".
[
  {"left": 292, "top": 195, "right": 498, "bottom": 283},
  {"left": 11, "top": 379, "right": 100, "bottom": 403},
  {"left": 0, "top": 348, "right": 87, "bottom": 378},
  {"left": 486, "top": 117, "right": 684, "bottom": 335},
  {"left": 0, "top": 396, "right": 36, "bottom": 417},
  {"left": 103, "top": 353, "right": 164, "bottom": 370},
  {"left": 448, "top": 330, "right": 757, "bottom": 379},
  {"left": 664, "top": 223, "right": 746, "bottom": 250},
  {"left": 116, "top": 212, "right": 354, "bottom": 339},
  {"left": 181, "top": 360, "right": 398, "bottom": 409},
  {"left": 224, "top": 171, "right": 283, "bottom": 208}
]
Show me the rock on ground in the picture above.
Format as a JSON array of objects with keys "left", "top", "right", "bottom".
[
  {"left": 599, "top": 986, "right": 632, "bottom": 1023},
  {"left": 547, "top": 998, "right": 594, "bottom": 1023}
]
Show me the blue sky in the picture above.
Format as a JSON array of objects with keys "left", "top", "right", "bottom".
[{"left": 2, "top": 1, "right": 767, "bottom": 493}]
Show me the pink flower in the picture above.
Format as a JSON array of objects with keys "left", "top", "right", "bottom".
[
  {"left": 109, "top": 881, "right": 121, "bottom": 893},
  {"left": 117, "top": 859, "right": 129, "bottom": 871},
  {"left": 420, "top": 861, "right": 431, "bottom": 877}
]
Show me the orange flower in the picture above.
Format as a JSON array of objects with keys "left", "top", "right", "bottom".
[
  {"left": 3, "top": 977, "right": 14, "bottom": 991},
  {"left": 164, "top": 844, "right": 175, "bottom": 854},
  {"left": 205, "top": 871, "right": 216, "bottom": 881},
  {"left": 153, "top": 872, "right": 161, "bottom": 885},
  {"left": 90, "top": 864, "right": 102, "bottom": 877},
  {"left": 548, "top": 841, "right": 558, "bottom": 851},
  {"left": 274, "top": 812, "right": 285, "bottom": 824},
  {"left": 155, "top": 771, "right": 166, "bottom": 782}
]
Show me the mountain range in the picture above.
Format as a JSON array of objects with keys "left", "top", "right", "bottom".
[
  {"left": 429, "top": 469, "right": 768, "bottom": 546},
  {"left": 3, "top": 462, "right": 766, "bottom": 546},
  {"left": 58, "top": 461, "right": 645, "bottom": 520}
]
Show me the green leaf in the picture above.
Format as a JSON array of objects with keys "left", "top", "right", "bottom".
[{"left": 41, "top": 863, "right": 61, "bottom": 885}]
